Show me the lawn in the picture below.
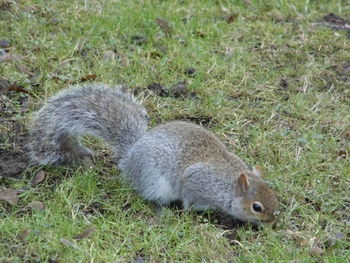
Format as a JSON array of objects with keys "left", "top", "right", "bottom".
[{"left": 0, "top": 0, "right": 349, "bottom": 262}]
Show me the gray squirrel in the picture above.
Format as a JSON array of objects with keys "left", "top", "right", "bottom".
[{"left": 28, "top": 83, "right": 278, "bottom": 224}]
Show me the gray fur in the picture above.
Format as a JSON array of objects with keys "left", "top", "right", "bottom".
[
  {"left": 28, "top": 83, "right": 278, "bottom": 224},
  {"left": 28, "top": 83, "right": 148, "bottom": 165}
]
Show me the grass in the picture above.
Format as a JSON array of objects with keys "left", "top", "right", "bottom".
[{"left": 1, "top": 0, "right": 349, "bottom": 262}]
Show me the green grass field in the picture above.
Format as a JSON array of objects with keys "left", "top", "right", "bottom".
[{"left": 1, "top": 0, "right": 349, "bottom": 262}]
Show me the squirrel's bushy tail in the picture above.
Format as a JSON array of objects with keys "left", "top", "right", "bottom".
[{"left": 28, "top": 83, "right": 149, "bottom": 165}]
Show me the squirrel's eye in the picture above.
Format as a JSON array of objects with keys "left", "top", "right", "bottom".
[{"left": 252, "top": 202, "right": 263, "bottom": 213}]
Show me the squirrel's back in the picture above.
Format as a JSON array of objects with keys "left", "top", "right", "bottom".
[
  {"left": 152, "top": 121, "right": 248, "bottom": 170},
  {"left": 28, "top": 83, "right": 148, "bottom": 165}
]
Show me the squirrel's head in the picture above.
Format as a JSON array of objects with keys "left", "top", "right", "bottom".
[{"left": 236, "top": 167, "right": 279, "bottom": 225}]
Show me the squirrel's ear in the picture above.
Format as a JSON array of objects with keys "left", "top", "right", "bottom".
[
  {"left": 252, "top": 166, "right": 263, "bottom": 177},
  {"left": 238, "top": 173, "right": 250, "bottom": 195}
]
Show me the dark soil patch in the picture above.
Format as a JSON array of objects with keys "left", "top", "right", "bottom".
[
  {"left": 146, "top": 82, "right": 197, "bottom": 99},
  {"left": 0, "top": 79, "right": 31, "bottom": 116},
  {"left": 328, "top": 61, "right": 350, "bottom": 82},
  {"left": 146, "top": 82, "right": 168, "bottom": 97},
  {"left": 320, "top": 60, "right": 350, "bottom": 91},
  {"left": 0, "top": 121, "right": 30, "bottom": 178},
  {"left": 322, "top": 13, "right": 348, "bottom": 25},
  {"left": 0, "top": 79, "right": 33, "bottom": 178},
  {"left": 279, "top": 78, "right": 289, "bottom": 90},
  {"left": 184, "top": 67, "right": 196, "bottom": 76},
  {"left": 318, "top": 13, "right": 350, "bottom": 39},
  {"left": 203, "top": 211, "right": 246, "bottom": 231},
  {"left": 166, "top": 200, "right": 184, "bottom": 210},
  {"left": 131, "top": 35, "right": 148, "bottom": 45},
  {"left": 0, "top": 150, "right": 29, "bottom": 178},
  {"left": 82, "top": 201, "right": 107, "bottom": 215},
  {"left": 166, "top": 201, "right": 250, "bottom": 234}
]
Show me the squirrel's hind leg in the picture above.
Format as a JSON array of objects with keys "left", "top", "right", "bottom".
[
  {"left": 29, "top": 133, "right": 94, "bottom": 166},
  {"left": 58, "top": 135, "right": 94, "bottom": 165}
]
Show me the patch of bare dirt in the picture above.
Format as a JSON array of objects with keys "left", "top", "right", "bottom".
[
  {"left": 0, "top": 120, "right": 30, "bottom": 178},
  {"left": 327, "top": 61, "right": 350, "bottom": 82},
  {"left": 204, "top": 211, "right": 247, "bottom": 231},
  {"left": 317, "top": 13, "right": 350, "bottom": 39},
  {"left": 165, "top": 201, "right": 255, "bottom": 238},
  {"left": 0, "top": 78, "right": 33, "bottom": 178},
  {"left": 146, "top": 81, "right": 197, "bottom": 99},
  {"left": 0, "top": 151, "right": 28, "bottom": 178}
]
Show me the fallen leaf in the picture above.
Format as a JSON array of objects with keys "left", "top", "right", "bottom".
[
  {"left": 8, "top": 83, "right": 30, "bottom": 94},
  {"left": 80, "top": 74, "right": 97, "bottom": 82},
  {"left": 156, "top": 18, "right": 173, "bottom": 35},
  {"left": 74, "top": 225, "right": 96, "bottom": 240},
  {"left": 25, "top": 201, "right": 45, "bottom": 211},
  {"left": 225, "top": 13, "right": 239, "bottom": 24},
  {"left": 0, "top": 188, "right": 19, "bottom": 205},
  {"left": 31, "top": 170, "right": 46, "bottom": 185}
]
